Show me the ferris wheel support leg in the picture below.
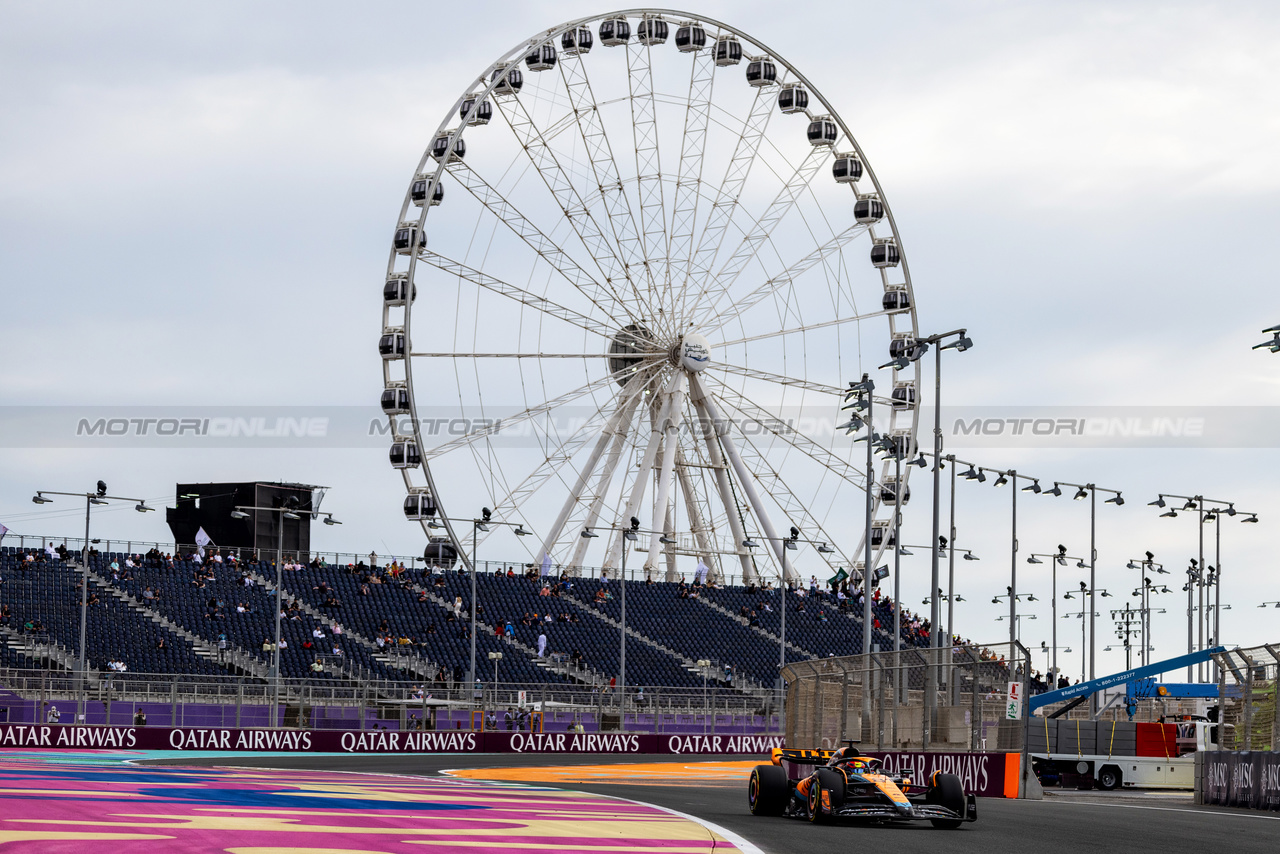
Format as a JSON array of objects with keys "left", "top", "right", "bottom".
[
  {"left": 569, "top": 387, "right": 644, "bottom": 570},
  {"left": 676, "top": 452, "right": 718, "bottom": 583},
  {"left": 692, "top": 400, "right": 756, "bottom": 585},
  {"left": 645, "top": 375, "right": 689, "bottom": 573},
  {"left": 689, "top": 375, "right": 795, "bottom": 583},
  {"left": 605, "top": 373, "right": 680, "bottom": 571},
  {"left": 663, "top": 503, "right": 678, "bottom": 583},
  {"left": 536, "top": 386, "right": 634, "bottom": 569}
]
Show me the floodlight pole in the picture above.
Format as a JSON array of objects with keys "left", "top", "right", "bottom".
[
  {"left": 232, "top": 502, "right": 339, "bottom": 727},
  {"left": 34, "top": 487, "right": 149, "bottom": 724},
  {"left": 921, "top": 328, "right": 969, "bottom": 739}
]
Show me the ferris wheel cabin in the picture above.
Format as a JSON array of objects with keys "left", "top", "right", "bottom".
[
  {"left": 392, "top": 224, "right": 423, "bottom": 254},
  {"left": 714, "top": 36, "right": 742, "bottom": 66},
  {"left": 458, "top": 96, "right": 492, "bottom": 126},
  {"left": 389, "top": 441, "right": 421, "bottom": 470},
  {"left": 871, "top": 240, "right": 901, "bottom": 268},
  {"left": 599, "top": 18, "right": 631, "bottom": 46},
  {"left": 562, "top": 25, "right": 593, "bottom": 55},
  {"left": 411, "top": 175, "right": 444, "bottom": 207},
  {"left": 675, "top": 23, "right": 707, "bottom": 52},
  {"left": 381, "top": 386, "right": 411, "bottom": 415},
  {"left": 833, "top": 153, "right": 863, "bottom": 183},
  {"left": 383, "top": 274, "right": 415, "bottom": 306},
  {"left": 378, "top": 332, "right": 406, "bottom": 360},
  {"left": 745, "top": 57, "right": 777, "bottom": 87},
  {"left": 778, "top": 83, "right": 809, "bottom": 114},
  {"left": 526, "top": 44, "right": 557, "bottom": 72},
  {"left": 637, "top": 16, "right": 669, "bottom": 45},
  {"left": 403, "top": 492, "right": 437, "bottom": 522},
  {"left": 491, "top": 64, "right": 523, "bottom": 96}
]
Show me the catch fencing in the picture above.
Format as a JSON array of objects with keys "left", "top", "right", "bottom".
[
  {"left": 781, "top": 641, "right": 1032, "bottom": 752},
  {"left": 0, "top": 667, "right": 779, "bottom": 735},
  {"left": 1212, "top": 644, "right": 1279, "bottom": 752}
]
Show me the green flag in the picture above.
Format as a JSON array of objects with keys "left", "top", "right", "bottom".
[{"left": 827, "top": 568, "right": 849, "bottom": 586}]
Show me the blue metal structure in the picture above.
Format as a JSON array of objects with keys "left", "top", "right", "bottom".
[{"left": 1029, "top": 646, "right": 1226, "bottom": 712}]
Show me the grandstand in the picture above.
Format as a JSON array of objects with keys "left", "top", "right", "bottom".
[{"left": 0, "top": 540, "right": 935, "bottom": 701}]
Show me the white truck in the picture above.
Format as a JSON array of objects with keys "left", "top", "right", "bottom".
[{"left": 1029, "top": 716, "right": 1224, "bottom": 790}]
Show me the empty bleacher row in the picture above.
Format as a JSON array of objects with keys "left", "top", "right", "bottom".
[{"left": 2, "top": 545, "right": 936, "bottom": 691}]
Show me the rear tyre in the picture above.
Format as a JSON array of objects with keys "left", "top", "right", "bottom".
[
  {"left": 1096, "top": 765, "right": 1122, "bottom": 791},
  {"left": 926, "top": 772, "right": 966, "bottom": 829},
  {"left": 749, "top": 764, "right": 788, "bottom": 816}
]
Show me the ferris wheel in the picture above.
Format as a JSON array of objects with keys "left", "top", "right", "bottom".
[{"left": 379, "top": 9, "right": 920, "bottom": 585}]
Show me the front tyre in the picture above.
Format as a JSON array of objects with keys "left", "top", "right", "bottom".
[
  {"left": 926, "top": 772, "right": 966, "bottom": 829},
  {"left": 807, "top": 775, "right": 827, "bottom": 823},
  {"left": 749, "top": 765, "right": 789, "bottom": 816}
]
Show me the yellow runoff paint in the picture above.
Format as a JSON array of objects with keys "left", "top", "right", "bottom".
[{"left": 446, "top": 760, "right": 760, "bottom": 788}]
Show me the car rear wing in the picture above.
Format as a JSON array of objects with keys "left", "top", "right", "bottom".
[{"left": 771, "top": 747, "right": 836, "bottom": 766}]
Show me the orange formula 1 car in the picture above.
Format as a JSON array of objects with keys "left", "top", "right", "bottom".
[{"left": 748, "top": 746, "right": 978, "bottom": 828}]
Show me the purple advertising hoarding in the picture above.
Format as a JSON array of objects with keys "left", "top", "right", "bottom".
[{"left": 0, "top": 723, "right": 782, "bottom": 757}]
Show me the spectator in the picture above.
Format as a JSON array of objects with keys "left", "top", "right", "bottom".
[
  {"left": 134, "top": 710, "right": 147, "bottom": 726},
  {"left": 46, "top": 704, "right": 61, "bottom": 723},
  {"left": 537, "top": 631, "right": 547, "bottom": 658}
]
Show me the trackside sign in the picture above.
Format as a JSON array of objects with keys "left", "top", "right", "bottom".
[{"left": 0, "top": 724, "right": 781, "bottom": 755}]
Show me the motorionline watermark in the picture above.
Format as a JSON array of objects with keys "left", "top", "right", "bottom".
[{"left": 1, "top": 406, "right": 1277, "bottom": 449}]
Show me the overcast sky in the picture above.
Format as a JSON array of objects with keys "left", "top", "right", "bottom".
[{"left": 2, "top": 1, "right": 1278, "bottom": 677}]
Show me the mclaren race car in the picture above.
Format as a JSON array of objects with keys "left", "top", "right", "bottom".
[{"left": 748, "top": 746, "right": 978, "bottom": 828}]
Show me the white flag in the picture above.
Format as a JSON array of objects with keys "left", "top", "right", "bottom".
[
  {"left": 194, "top": 527, "right": 211, "bottom": 558},
  {"left": 0, "top": 523, "right": 8, "bottom": 543},
  {"left": 540, "top": 553, "right": 552, "bottom": 577},
  {"left": 695, "top": 560, "right": 709, "bottom": 584}
]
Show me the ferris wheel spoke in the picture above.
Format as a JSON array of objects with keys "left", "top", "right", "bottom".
[
  {"left": 444, "top": 161, "right": 633, "bottom": 327},
  {"left": 713, "top": 309, "right": 893, "bottom": 348},
  {"left": 721, "top": 400, "right": 850, "bottom": 573},
  {"left": 492, "top": 81, "right": 647, "bottom": 325},
  {"left": 533, "top": 374, "right": 649, "bottom": 565},
  {"left": 416, "top": 249, "right": 613, "bottom": 339},
  {"left": 711, "top": 363, "right": 844, "bottom": 396},
  {"left": 626, "top": 38, "right": 669, "bottom": 325},
  {"left": 683, "top": 83, "right": 777, "bottom": 320},
  {"left": 702, "top": 224, "right": 869, "bottom": 336},
  {"left": 558, "top": 51, "right": 646, "bottom": 290},
  {"left": 421, "top": 372, "right": 619, "bottom": 462},
  {"left": 565, "top": 383, "right": 647, "bottom": 570},
  {"left": 688, "top": 374, "right": 795, "bottom": 582},
  {"left": 666, "top": 46, "right": 717, "bottom": 324},
  {"left": 689, "top": 145, "right": 830, "bottom": 327},
  {"left": 707, "top": 376, "right": 869, "bottom": 491},
  {"left": 410, "top": 352, "right": 615, "bottom": 359},
  {"left": 474, "top": 372, "right": 646, "bottom": 553}
]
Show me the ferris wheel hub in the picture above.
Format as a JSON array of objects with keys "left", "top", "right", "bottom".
[{"left": 679, "top": 332, "right": 712, "bottom": 373}]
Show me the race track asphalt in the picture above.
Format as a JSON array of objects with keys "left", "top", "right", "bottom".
[{"left": 157, "top": 753, "right": 1280, "bottom": 853}]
